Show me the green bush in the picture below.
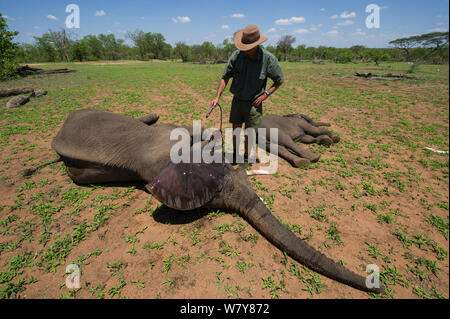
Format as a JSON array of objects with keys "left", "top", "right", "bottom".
[{"left": 0, "top": 13, "right": 19, "bottom": 80}]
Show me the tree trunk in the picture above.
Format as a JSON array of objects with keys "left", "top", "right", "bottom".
[{"left": 0, "top": 87, "right": 34, "bottom": 98}]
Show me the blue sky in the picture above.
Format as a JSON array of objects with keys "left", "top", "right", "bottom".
[{"left": 1, "top": 0, "right": 449, "bottom": 48}]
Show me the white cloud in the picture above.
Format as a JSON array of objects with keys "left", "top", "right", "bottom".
[
  {"left": 320, "top": 8, "right": 326, "bottom": 12},
  {"left": 354, "top": 28, "right": 366, "bottom": 36},
  {"left": 221, "top": 25, "right": 229, "bottom": 30},
  {"left": 172, "top": 16, "right": 191, "bottom": 23},
  {"left": 340, "top": 11, "right": 356, "bottom": 19},
  {"left": 275, "top": 19, "right": 290, "bottom": 25},
  {"left": 323, "top": 30, "right": 339, "bottom": 36},
  {"left": 3, "top": 15, "right": 15, "bottom": 21},
  {"left": 337, "top": 20, "right": 355, "bottom": 26},
  {"left": 204, "top": 33, "right": 216, "bottom": 40},
  {"left": 231, "top": 13, "right": 245, "bottom": 18},
  {"left": 293, "top": 28, "right": 311, "bottom": 34},
  {"left": 268, "top": 34, "right": 281, "bottom": 41},
  {"left": 309, "top": 24, "right": 323, "bottom": 31},
  {"left": 275, "top": 16, "right": 306, "bottom": 25},
  {"left": 290, "top": 17, "right": 306, "bottom": 23},
  {"left": 94, "top": 10, "right": 106, "bottom": 17},
  {"left": 267, "top": 27, "right": 277, "bottom": 33},
  {"left": 332, "top": 11, "right": 356, "bottom": 19},
  {"left": 46, "top": 14, "right": 58, "bottom": 20},
  {"left": 429, "top": 27, "right": 448, "bottom": 32},
  {"left": 140, "top": 16, "right": 145, "bottom": 20}
]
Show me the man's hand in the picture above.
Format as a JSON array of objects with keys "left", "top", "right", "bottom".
[
  {"left": 252, "top": 93, "right": 267, "bottom": 107},
  {"left": 210, "top": 97, "right": 220, "bottom": 108},
  {"left": 210, "top": 78, "right": 229, "bottom": 110}
]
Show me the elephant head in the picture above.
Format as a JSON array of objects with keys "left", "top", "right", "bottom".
[{"left": 147, "top": 161, "right": 384, "bottom": 294}]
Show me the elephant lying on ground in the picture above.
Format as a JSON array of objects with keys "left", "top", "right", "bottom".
[
  {"left": 256, "top": 114, "right": 340, "bottom": 168},
  {"left": 27, "top": 109, "right": 382, "bottom": 294}
]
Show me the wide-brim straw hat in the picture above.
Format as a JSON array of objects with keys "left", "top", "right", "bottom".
[{"left": 234, "top": 24, "right": 268, "bottom": 51}]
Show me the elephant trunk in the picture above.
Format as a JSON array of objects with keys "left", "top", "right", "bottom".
[{"left": 214, "top": 181, "right": 384, "bottom": 294}]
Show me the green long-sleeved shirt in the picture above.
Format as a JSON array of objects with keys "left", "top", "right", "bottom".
[{"left": 222, "top": 46, "right": 284, "bottom": 101}]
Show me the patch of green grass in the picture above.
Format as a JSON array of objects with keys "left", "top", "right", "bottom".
[
  {"left": 162, "top": 253, "right": 175, "bottom": 275},
  {"left": 236, "top": 260, "right": 253, "bottom": 274},
  {"left": 325, "top": 223, "right": 342, "bottom": 245},
  {"left": 219, "top": 241, "right": 240, "bottom": 257},
  {"left": 308, "top": 204, "right": 327, "bottom": 222},
  {"left": 425, "top": 214, "right": 449, "bottom": 239},
  {"left": 261, "top": 276, "right": 286, "bottom": 299},
  {"left": 413, "top": 285, "right": 446, "bottom": 299},
  {"left": 107, "top": 261, "right": 127, "bottom": 274},
  {"left": 289, "top": 263, "right": 326, "bottom": 296}
]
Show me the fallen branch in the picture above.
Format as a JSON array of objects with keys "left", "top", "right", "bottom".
[
  {"left": 354, "top": 72, "right": 416, "bottom": 80},
  {"left": 0, "top": 87, "right": 34, "bottom": 97},
  {"left": 17, "top": 65, "right": 76, "bottom": 77}
]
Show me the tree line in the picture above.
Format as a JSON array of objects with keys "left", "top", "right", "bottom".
[{"left": 1, "top": 13, "right": 448, "bottom": 80}]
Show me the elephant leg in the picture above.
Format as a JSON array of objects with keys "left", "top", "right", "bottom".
[
  {"left": 300, "top": 121, "right": 329, "bottom": 137},
  {"left": 282, "top": 136, "right": 320, "bottom": 162},
  {"left": 297, "top": 134, "right": 317, "bottom": 144},
  {"left": 315, "top": 135, "right": 333, "bottom": 145},
  {"left": 276, "top": 145, "right": 311, "bottom": 168},
  {"left": 301, "top": 121, "right": 340, "bottom": 143},
  {"left": 63, "top": 159, "right": 141, "bottom": 184}
]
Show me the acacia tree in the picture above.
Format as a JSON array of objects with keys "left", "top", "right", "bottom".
[
  {"left": 83, "top": 35, "right": 104, "bottom": 60},
  {"left": 98, "top": 33, "right": 124, "bottom": 60},
  {"left": 126, "top": 30, "right": 148, "bottom": 60},
  {"left": 70, "top": 39, "right": 89, "bottom": 61},
  {"left": 389, "top": 36, "right": 417, "bottom": 61},
  {"left": 277, "top": 35, "right": 296, "bottom": 61},
  {"left": 390, "top": 32, "right": 449, "bottom": 72},
  {"left": 126, "top": 30, "right": 168, "bottom": 60},
  {"left": 47, "top": 29, "right": 72, "bottom": 62},
  {"left": 33, "top": 34, "right": 57, "bottom": 62},
  {"left": 0, "top": 13, "right": 19, "bottom": 79},
  {"left": 220, "top": 38, "right": 235, "bottom": 60},
  {"left": 366, "top": 48, "right": 390, "bottom": 66},
  {"left": 173, "top": 42, "right": 190, "bottom": 62}
]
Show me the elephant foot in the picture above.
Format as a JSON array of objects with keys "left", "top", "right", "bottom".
[
  {"left": 293, "top": 158, "right": 311, "bottom": 168},
  {"left": 316, "top": 135, "right": 333, "bottom": 146},
  {"left": 310, "top": 153, "right": 320, "bottom": 162},
  {"left": 331, "top": 134, "right": 340, "bottom": 143}
]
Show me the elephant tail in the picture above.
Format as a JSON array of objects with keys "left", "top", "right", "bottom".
[{"left": 22, "top": 156, "right": 62, "bottom": 177}]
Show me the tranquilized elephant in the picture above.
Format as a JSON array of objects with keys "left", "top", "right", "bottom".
[
  {"left": 25, "top": 109, "right": 382, "bottom": 294},
  {"left": 256, "top": 114, "right": 340, "bottom": 168}
]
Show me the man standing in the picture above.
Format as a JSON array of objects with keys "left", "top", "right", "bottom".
[{"left": 210, "top": 24, "right": 284, "bottom": 165}]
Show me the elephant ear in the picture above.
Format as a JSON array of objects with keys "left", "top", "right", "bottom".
[{"left": 146, "top": 163, "right": 226, "bottom": 211}]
